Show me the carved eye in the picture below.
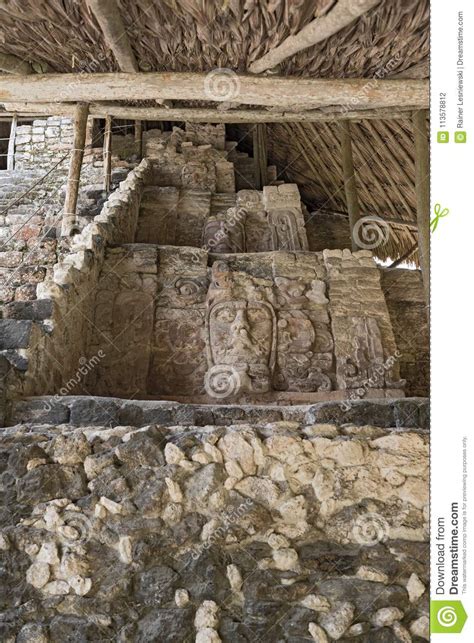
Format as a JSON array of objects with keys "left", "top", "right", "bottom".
[
  {"left": 215, "top": 309, "right": 235, "bottom": 323},
  {"left": 247, "top": 309, "right": 269, "bottom": 324}
]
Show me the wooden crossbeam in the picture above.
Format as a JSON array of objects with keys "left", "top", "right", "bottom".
[
  {"left": 249, "top": 0, "right": 381, "bottom": 74},
  {"left": 86, "top": 0, "right": 138, "bottom": 72},
  {"left": 0, "top": 102, "right": 420, "bottom": 124},
  {"left": 0, "top": 73, "right": 429, "bottom": 110}
]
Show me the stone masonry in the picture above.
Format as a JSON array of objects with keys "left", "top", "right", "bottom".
[{"left": 0, "top": 123, "right": 429, "bottom": 642}]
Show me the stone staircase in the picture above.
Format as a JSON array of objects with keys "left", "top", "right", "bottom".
[{"left": 0, "top": 156, "right": 130, "bottom": 308}]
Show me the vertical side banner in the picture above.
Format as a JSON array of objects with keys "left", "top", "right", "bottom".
[{"left": 431, "top": 0, "right": 472, "bottom": 637}]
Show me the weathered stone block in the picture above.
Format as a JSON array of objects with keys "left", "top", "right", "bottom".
[{"left": 0, "top": 320, "right": 33, "bottom": 349}]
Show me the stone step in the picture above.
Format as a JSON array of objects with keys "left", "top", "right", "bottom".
[{"left": 6, "top": 395, "right": 429, "bottom": 429}]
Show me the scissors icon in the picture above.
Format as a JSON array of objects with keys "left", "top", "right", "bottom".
[{"left": 430, "top": 203, "right": 449, "bottom": 232}]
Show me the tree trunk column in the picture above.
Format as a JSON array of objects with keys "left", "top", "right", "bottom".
[
  {"left": 61, "top": 102, "right": 90, "bottom": 236},
  {"left": 340, "top": 120, "right": 362, "bottom": 251},
  {"left": 135, "top": 120, "right": 143, "bottom": 158},
  {"left": 103, "top": 115, "right": 112, "bottom": 192},
  {"left": 412, "top": 110, "right": 430, "bottom": 304}
]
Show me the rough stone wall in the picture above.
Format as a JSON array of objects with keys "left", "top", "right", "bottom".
[
  {"left": 0, "top": 122, "right": 429, "bottom": 643},
  {"left": 0, "top": 160, "right": 152, "bottom": 425},
  {"left": 0, "top": 412, "right": 428, "bottom": 642},
  {"left": 381, "top": 269, "right": 429, "bottom": 397}
]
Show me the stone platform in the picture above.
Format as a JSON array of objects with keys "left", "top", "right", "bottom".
[{"left": 6, "top": 395, "right": 429, "bottom": 429}]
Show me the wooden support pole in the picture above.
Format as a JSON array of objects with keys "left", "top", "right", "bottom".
[
  {"left": 103, "top": 115, "right": 112, "bottom": 193},
  {"left": 412, "top": 109, "right": 430, "bottom": 303},
  {"left": 252, "top": 124, "right": 268, "bottom": 189},
  {"left": 257, "top": 124, "right": 268, "bottom": 186},
  {"left": 61, "top": 103, "right": 90, "bottom": 237},
  {"left": 339, "top": 120, "right": 362, "bottom": 251},
  {"left": 135, "top": 120, "right": 143, "bottom": 158},
  {"left": 86, "top": 0, "right": 139, "bottom": 72},
  {"left": 0, "top": 73, "right": 429, "bottom": 111},
  {"left": 7, "top": 114, "right": 17, "bottom": 171}
]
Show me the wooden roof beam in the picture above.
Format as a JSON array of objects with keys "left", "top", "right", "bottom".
[
  {"left": 248, "top": 0, "right": 381, "bottom": 74},
  {"left": 0, "top": 73, "right": 429, "bottom": 110},
  {"left": 0, "top": 102, "right": 418, "bottom": 123},
  {"left": 86, "top": 0, "right": 138, "bottom": 72}
]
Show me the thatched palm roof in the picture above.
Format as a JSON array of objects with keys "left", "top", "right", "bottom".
[
  {"left": 0, "top": 0, "right": 428, "bottom": 76},
  {"left": 0, "top": 0, "right": 429, "bottom": 264}
]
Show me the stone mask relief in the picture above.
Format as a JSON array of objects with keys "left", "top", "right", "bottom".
[
  {"left": 206, "top": 299, "right": 277, "bottom": 395},
  {"left": 89, "top": 245, "right": 403, "bottom": 402}
]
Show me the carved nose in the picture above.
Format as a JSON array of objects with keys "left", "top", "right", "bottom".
[{"left": 230, "top": 309, "right": 247, "bottom": 333}]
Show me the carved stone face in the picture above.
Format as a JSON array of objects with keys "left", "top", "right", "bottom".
[{"left": 206, "top": 299, "right": 276, "bottom": 394}]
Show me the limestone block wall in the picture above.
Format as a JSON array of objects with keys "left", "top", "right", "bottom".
[
  {"left": 381, "top": 269, "right": 429, "bottom": 397},
  {"left": 13, "top": 118, "right": 75, "bottom": 171},
  {"left": 0, "top": 414, "right": 429, "bottom": 642},
  {"left": 0, "top": 161, "right": 152, "bottom": 425}
]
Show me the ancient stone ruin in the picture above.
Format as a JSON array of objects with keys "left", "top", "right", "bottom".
[{"left": 0, "top": 122, "right": 429, "bottom": 642}]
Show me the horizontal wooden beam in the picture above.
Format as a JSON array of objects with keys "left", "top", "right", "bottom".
[
  {"left": 0, "top": 102, "right": 417, "bottom": 123},
  {"left": 0, "top": 73, "right": 429, "bottom": 110}
]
